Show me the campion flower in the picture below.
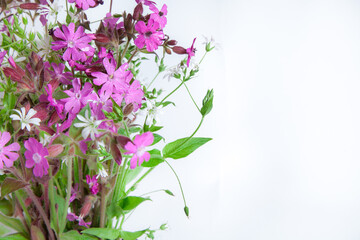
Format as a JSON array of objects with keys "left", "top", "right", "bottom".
[
  {"left": 69, "top": 0, "right": 96, "bottom": 10},
  {"left": 134, "top": 19, "right": 164, "bottom": 52},
  {"left": 63, "top": 79, "right": 94, "bottom": 115},
  {"left": 0, "top": 131, "right": 20, "bottom": 169},
  {"left": 122, "top": 80, "right": 144, "bottom": 111},
  {"left": 51, "top": 22, "right": 95, "bottom": 62},
  {"left": 45, "top": 84, "right": 64, "bottom": 119},
  {"left": 186, "top": 38, "right": 196, "bottom": 67},
  {"left": 74, "top": 109, "right": 102, "bottom": 141},
  {"left": 124, "top": 132, "right": 154, "bottom": 169},
  {"left": 0, "top": 50, "right": 6, "bottom": 66},
  {"left": 48, "top": 62, "right": 73, "bottom": 85},
  {"left": 91, "top": 58, "right": 132, "bottom": 98},
  {"left": 150, "top": 4, "right": 168, "bottom": 29},
  {"left": 67, "top": 212, "right": 91, "bottom": 228},
  {"left": 39, "top": 0, "right": 61, "bottom": 26},
  {"left": 10, "top": 107, "right": 41, "bottom": 131},
  {"left": 145, "top": 99, "right": 163, "bottom": 125},
  {"left": 24, "top": 138, "right": 49, "bottom": 178},
  {"left": 86, "top": 175, "right": 99, "bottom": 195}
]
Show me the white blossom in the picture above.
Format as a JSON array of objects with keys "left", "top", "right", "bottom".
[
  {"left": 10, "top": 107, "right": 41, "bottom": 131},
  {"left": 74, "top": 110, "right": 102, "bottom": 141},
  {"left": 145, "top": 99, "right": 163, "bottom": 125}
]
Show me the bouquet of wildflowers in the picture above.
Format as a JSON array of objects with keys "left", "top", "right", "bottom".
[{"left": 0, "top": 0, "right": 214, "bottom": 239}]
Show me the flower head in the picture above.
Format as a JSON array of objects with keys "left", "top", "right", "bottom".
[
  {"left": 10, "top": 107, "right": 41, "bottom": 131},
  {"left": 51, "top": 23, "right": 95, "bottom": 62},
  {"left": 186, "top": 38, "right": 196, "bottom": 67},
  {"left": 24, "top": 138, "right": 49, "bottom": 178},
  {"left": 124, "top": 132, "right": 154, "bottom": 169},
  {"left": 62, "top": 79, "right": 94, "bottom": 115},
  {"left": 74, "top": 109, "right": 102, "bottom": 140},
  {"left": 149, "top": 4, "right": 167, "bottom": 29},
  {"left": 134, "top": 19, "right": 164, "bottom": 52},
  {"left": 0, "top": 131, "right": 20, "bottom": 169},
  {"left": 68, "top": 0, "right": 96, "bottom": 10},
  {"left": 86, "top": 175, "right": 99, "bottom": 195}
]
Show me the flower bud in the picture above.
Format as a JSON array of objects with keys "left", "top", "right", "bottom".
[
  {"left": 172, "top": 46, "right": 187, "bottom": 55},
  {"left": 123, "top": 103, "right": 134, "bottom": 116},
  {"left": 110, "top": 141, "right": 122, "bottom": 165},
  {"left": 80, "top": 196, "right": 95, "bottom": 217},
  {"left": 95, "top": 33, "right": 110, "bottom": 43},
  {"left": 20, "top": 3, "right": 39, "bottom": 10},
  {"left": 167, "top": 40, "right": 177, "bottom": 46},
  {"left": 48, "top": 144, "right": 64, "bottom": 158},
  {"left": 200, "top": 89, "right": 214, "bottom": 117},
  {"left": 115, "top": 135, "right": 132, "bottom": 149},
  {"left": 133, "top": 3, "right": 143, "bottom": 20},
  {"left": 164, "top": 47, "right": 172, "bottom": 55}
]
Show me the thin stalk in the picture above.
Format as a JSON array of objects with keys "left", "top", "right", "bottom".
[
  {"left": 25, "top": 187, "right": 55, "bottom": 240},
  {"left": 125, "top": 167, "right": 154, "bottom": 195},
  {"left": 199, "top": 51, "right": 208, "bottom": 65},
  {"left": 148, "top": 71, "right": 160, "bottom": 88},
  {"left": 109, "top": 0, "right": 113, "bottom": 13},
  {"left": 99, "top": 183, "right": 107, "bottom": 228},
  {"left": 14, "top": 191, "right": 31, "bottom": 228},
  {"left": 160, "top": 81, "right": 184, "bottom": 105},
  {"left": 164, "top": 160, "right": 187, "bottom": 209},
  {"left": 54, "top": 177, "right": 64, "bottom": 198},
  {"left": 118, "top": 40, "right": 130, "bottom": 67},
  {"left": 49, "top": 171, "right": 60, "bottom": 235},
  {"left": 176, "top": 116, "right": 204, "bottom": 149},
  {"left": 78, "top": 158, "right": 84, "bottom": 197},
  {"left": 60, "top": 157, "right": 73, "bottom": 233},
  {"left": 127, "top": 49, "right": 138, "bottom": 63},
  {"left": 184, "top": 82, "right": 201, "bottom": 112}
]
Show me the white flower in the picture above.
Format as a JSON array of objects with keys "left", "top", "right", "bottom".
[
  {"left": 40, "top": 133, "right": 52, "bottom": 146},
  {"left": 39, "top": 1, "right": 62, "bottom": 20},
  {"left": 96, "top": 163, "right": 108, "bottom": 178},
  {"left": 74, "top": 110, "right": 102, "bottom": 141},
  {"left": 146, "top": 100, "right": 163, "bottom": 125},
  {"left": 37, "top": 34, "right": 51, "bottom": 57},
  {"left": 10, "top": 107, "right": 41, "bottom": 131}
]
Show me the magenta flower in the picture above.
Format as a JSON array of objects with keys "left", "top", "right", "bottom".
[
  {"left": 67, "top": 212, "right": 91, "bottom": 228},
  {"left": 45, "top": 84, "right": 64, "bottom": 119},
  {"left": 134, "top": 19, "right": 164, "bottom": 52},
  {"left": 86, "top": 175, "right": 99, "bottom": 195},
  {"left": 123, "top": 79, "right": 144, "bottom": 111},
  {"left": 0, "top": 131, "right": 20, "bottom": 169},
  {"left": 68, "top": 0, "right": 96, "bottom": 10},
  {"left": 63, "top": 79, "right": 94, "bottom": 115},
  {"left": 91, "top": 59, "right": 132, "bottom": 98},
  {"left": 149, "top": 4, "right": 167, "bottom": 29},
  {"left": 124, "top": 132, "right": 154, "bottom": 169},
  {"left": 24, "top": 138, "right": 49, "bottom": 178},
  {"left": 51, "top": 22, "right": 95, "bottom": 62},
  {"left": 0, "top": 50, "right": 7, "bottom": 66},
  {"left": 69, "top": 184, "right": 80, "bottom": 203},
  {"left": 186, "top": 38, "right": 196, "bottom": 67},
  {"left": 48, "top": 63, "right": 73, "bottom": 85}
]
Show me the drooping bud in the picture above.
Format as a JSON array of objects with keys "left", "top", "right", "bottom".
[
  {"left": 167, "top": 40, "right": 177, "bottom": 46},
  {"left": 123, "top": 103, "right": 134, "bottom": 116},
  {"left": 110, "top": 141, "right": 122, "bottom": 165},
  {"left": 19, "top": 3, "right": 40, "bottom": 10},
  {"left": 172, "top": 46, "right": 187, "bottom": 54},
  {"left": 115, "top": 135, "right": 132, "bottom": 149},
  {"left": 80, "top": 196, "right": 95, "bottom": 218},
  {"left": 133, "top": 3, "right": 143, "bottom": 20},
  {"left": 95, "top": 33, "right": 111, "bottom": 43}
]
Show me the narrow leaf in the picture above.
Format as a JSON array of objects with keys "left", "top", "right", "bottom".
[
  {"left": 119, "top": 196, "right": 150, "bottom": 211},
  {"left": 163, "top": 137, "right": 212, "bottom": 159}
]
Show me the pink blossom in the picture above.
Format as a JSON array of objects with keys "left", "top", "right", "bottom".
[
  {"left": 48, "top": 63, "right": 73, "bottom": 85},
  {"left": 51, "top": 23, "right": 95, "bottom": 62},
  {"left": 0, "top": 131, "right": 20, "bottom": 169},
  {"left": 186, "top": 38, "right": 196, "bottom": 67},
  {"left": 62, "top": 79, "right": 94, "bottom": 115},
  {"left": 91, "top": 59, "right": 132, "bottom": 98},
  {"left": 68, "top": 0, "right": 96, "bottom": 10},
  {"left": 0, "top": 50, "right": 7, "bottom": 66},
  {"left": 67, "top": 212, "right": 91, "bottom": 228},
  {"left": 69, "top": 184, "right": 79, "bottom": 203},
  {"left": 123, "top": 79, "right": 144, "bottom": 111},
  {"left": 86, "top": 175, "right": 99, "bottom": 195},
  {"left": 45, "top": 84, "right": 64, "bottom": 119},
  {"left": 103, "top": 12, "right": 122, "bottom": 29},
  {"left": 124, "top": 132, "right": 154, "bottom": 169},
  {"left": 149, "top": 4, "right": 167, "bottom": 29},
  {"left": 134, "top": 19, "right": 164, "bottom": 52},
  {"left": 24, "top": 138, "right": 49, "bottom": 178}
]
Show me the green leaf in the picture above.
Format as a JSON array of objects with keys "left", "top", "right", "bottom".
[
  {"left": 31, "top": 225, "right": 45, "bottom": 240},
  {"left": 163, "top": 137, "right": 212, "bottom": 159},
  {"left": 0, "top": 212, "right": 28, "bottom": 235},
  {"left": 201, "top": 89, "right": 214, "bottom": 116},
  {"left": 1, "top": 178, "right": 29, "bottom": 198},
  {"left": 119, "top": 230, "right": 147, "bottom": 240},
  {"left": 61, "top": 230, "right": 98, "bottom": 240},
  {"left": 119, "top": 196, "right": 150, "bottom": 211},
  {"left": 184, "top": 206, "right": 190, "bottom": 217},
  {"left": 106, "top": 202, "right": 122, "bottom": 219},
  {"left": 0, "top": 199, "right": 13, "bottom": 216},
  {"left": 151, "top": 133, "right": 164, "bottom": 145},
  {"left": 164, "top": 190, "right": 175, "bottom": 196},
  {"left": 0, "top": 233, "right": 28, "bottom": 240},
  {"left": 149, "top": 125, "right": 163, "bottom": 132},
  {"left": 141, "top": 149, "right": 164, "bottom": 168},
  {"left": 82, "top": 228, "right": 120, "bottom": 239},
  {"left": 161, "top": 101, "right": 175, "bottom": 107}
]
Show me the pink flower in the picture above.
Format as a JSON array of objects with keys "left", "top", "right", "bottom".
[
  {"left": 124, "top": 132, "right": 154, "bottom": 169},
  {"left": 62, "top": 79, "right": 94, "bottom": 115},
  {"left": 67, "top": 212, "right": 91, "bottom": 228},
  {"left": 149, "top": 4, "right": 167, "bottom": 29},
  {"left": 24, "top": 138, "right": 49, "bottom": 178},
  {"left": 134, "top": 19, "right": 164, "bottom": 52},
  {"left": 186, "top": 38, "right": 196, "bottom": 67},
  {"left": 0, "top": 50, "right": 7, "bottom": 66},
  {"left": 45, "top": 84, "right": 64, "bottom": 119},
  {"left": 68, "top": 0, "right": 96, "bottom": 10},
  {"left": 48, "top": 63, "right": 73, "bottom": 85},
  {"left": 91, "top": 59, "right": 132, "bottom": 98},
  {"left": 86, "top": 175, "right": 99, "bottom": 195},
  {"left": 69, "top": 184, "right": 79, "bottom": 203},
  {"left": 0, "top": 131, "right": 20, "bottom": 169},
  {"left": 51, "top": 23, "right": 95, "bottom": 62},
  {"left": 123, "top": 79, "right": 144, "bottom": 111}
]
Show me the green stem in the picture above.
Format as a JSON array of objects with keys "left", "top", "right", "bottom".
[
  {"left": 119, "top": 40, "right": 130, "bottom": 67},
  {"left": 184, "top": 83, "right": 201, "bottom": 112},
  {"left": 164, "top": 160, "right": 187, "bottom": 209},
  {"left": 177, "top": 116, "right": 204, "bottom": 149},
  {"left": 148, "top": 71, "right": 160, "bottom": 88},
  {"left": 53, "top": 177, "right": 64, "bottom": 198},
  {"left": 14, "top": 191, "right": 31, "bottom": 228},
  {"left": 49, "top": 171, "right": 60, "bottom": 235},
  {"left": 127, "top": 49, "right": 138, "bottom": 63},
  {"left": 60, "top": 157, "right": 73, "bottom": 233},
  {"left": 199, "top": 51, "right": 208, "bottom": 65},
  {"left": 160, "top": 81, "right": 184, "bottom": 105},
  {"left": 125, "top": 167, "right": 154, "bottom": 195}
]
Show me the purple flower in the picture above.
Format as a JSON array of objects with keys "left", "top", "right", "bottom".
[
  {"left": 91, "top": 59, "right": 132, "bottom": 98},
  {"left": 123, "top": 79, "right": 144, "bottom": 111},
  {"left": 86, "top": 175, "right": 99, "bottom": 195},
  {"left": 186, "top": 38, "right": 196, "bottom": 67},
  {"left": 49, "top": 63, "right": 73, "bottom": 85},
  {"left": 0, "top": 50, "right": 7, "bottom": 66},
  {"left": 149, "top": 4, "right": 167, "bottom": 29},
  {"left": 134, "top": 19, "right": 164, "bottom": 52},
  {"left": 103, "top": 12, "right": 122, "bottom": 29},
  {"left": 69, "top": 184, "right": 79, "bottom": 203},
  {"left": 124, "top": 132, "right": 154, "bottom": 169},
  {"left": 24, "top": 138, "right": 49, "bottom": 178},
  {"left": 68, "top": 0, "right": 96, "bottom": 10},
  {"left": 51, "top": 23, "right": 95, "bottom": 62},
  {"left": 67, "top": 212, "right": 91, "bottom": 228},
  {"left": 0, "top": 131, "right": 20, "bottom": 169},
  {"left": 45, "top": 84, "right": 64, "bottom": 119},
  {"left": 63, "top": 79, "right": 94, "bottom": 115}
]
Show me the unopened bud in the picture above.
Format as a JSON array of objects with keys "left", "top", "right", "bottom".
[
  {"left": 110, "top": 141, "right": 122, "bottom": 165},
  {"left": 123, "top": 103, "right": 134, "bottom": 116},
  {"left": 20, "top": 3, "right": 39, "bottom": 10},
  {"left": 115, "top": 135, "right": 132, "bottom": 149},
  {"left": 133, "top": 3, "right": 143, "bottom": 20},
  {"left": 164, "top": 47, "right": 172, "bottom": 55},
  {"left": 167, "top": 40, "right": 177, "bottom": 46},
  {"left": 80, "top": 196, "right": 94, "bottom": 217},
  {"left": 48, "top": 144, "right": 64, "bottom": 158},
  {"left": 95, "top": 33, "right": 110, "bottom": 43},
  {"left": 172, "top": 46, "right": 187, "bottom": 55}
]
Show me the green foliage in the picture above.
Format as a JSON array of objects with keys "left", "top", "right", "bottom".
[
  {"left": 60, "top": 230, "right": 97, "bottom": 240},
  {"left": 119, "top": 196, "right": 151, "bottom": 212},
  {"left": 163, "top": 137, "right": 212, "bottom": 159},
  {"left": 141, "top": 149, "right": 164, "bottom": 167},
  {"left": 1, "top": 178, "right": 29, "bottom": 198},
  {"left": 201, "top": 89, "right": 214, "bottom": 116},
  {"left": 82, "top": 228, "right": 120, "bottom": 239},
  {"left": 0, "top": 233, "right": 28, "bottom": 240}
]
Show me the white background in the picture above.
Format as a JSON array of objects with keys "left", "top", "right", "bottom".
[{"left": 88, "top": 0, "right": 360, "bottom": 239}]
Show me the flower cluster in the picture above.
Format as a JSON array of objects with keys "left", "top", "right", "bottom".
[{"left": 0, "top": 0, "right": 214, "bottom": 239}]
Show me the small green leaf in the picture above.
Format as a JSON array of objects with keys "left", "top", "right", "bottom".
[
  {"left": 160, "top": 223, "right": 168, "bottom": 230},
  {"left": 141, "top": 149, "right": 164, "bottom": 168},
  {"left": 163, "top": 137, "right": 212, "bottom": 159},
  {"left": 30, "top": 225, "right": 46, "bottom": 240},
  {"left": 164, "top": 190, "right": 174, "bottom": 196},
  {"left": 1, "top": 178, "right": 29, "bottom": 198},
  {"left": 151, "top": 133, "right": 164, "bottom": 145},
  {"left": 0, "top": 212, "right": 28, "bottom": 235},
  {"left": 184, "top": 206, "right": 190, "bottom": 217},
  {"left": 0, "top": 199, "right": 13, "bottom": 216},
  {"left": 119, "top": 230, "right": 147, "bottom": 240},
  {"left": 82, "top": 228, "right": 120, "bottom": 240},
  {"left": 0, "top": 233, "right": 28, "bottom": 240},
  {"left": 200, "top": 89, "right": 214, "bottom": 116},
  {"left": 106, "top": 202, "right": 122, "bottom": 219},
  {"left": 119, "top": 196, "right": 150, "bottom": 211},
  {"left": 149, "top": 125, "right": 163, "bottom": 132}
]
